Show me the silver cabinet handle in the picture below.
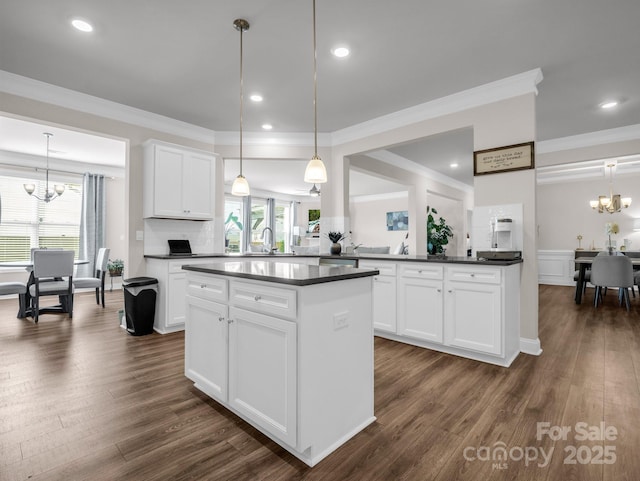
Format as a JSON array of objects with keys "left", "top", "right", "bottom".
[
  {"left": 200, "top": 284, "right": 207, "bottom": 288},
  {"left": 254, "top": 295, "right": 261, "bottom": 301},
  {"left": 437, "top": 289, "right": 441, "bottom": 292},
  {"left": 227, "top": 319, "right": 234, "bottom": 324},
  {"left": 448, "top": 290, "right": 453, "bottom": 293},
  {"left": 418, "top": 270, "right": 423, "bottom": 274},
  {"left": 470, "top": 273, "right": 475, "bottom": 277},
  {"left": 218, "top": 316, "right": 224, "bottom": 322}
]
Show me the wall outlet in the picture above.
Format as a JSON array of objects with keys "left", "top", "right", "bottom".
[
  {"left": 136, "top": 230, "right": 144, "bottom": 241},
  {"left": 333, "top": 311, "right": 349, "bottom": 330}
]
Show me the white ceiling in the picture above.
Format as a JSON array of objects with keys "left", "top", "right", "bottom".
[{"left": 1, "top": 0, "right": 639, "bottom": 193}]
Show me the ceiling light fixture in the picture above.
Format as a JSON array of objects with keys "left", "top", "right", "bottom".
[
  {"left": 589, "top": 160, "right": 631, "bottom": 213},
  {"left": 231, "top": 18, "right": 251, "bottom": 197},
  {"left": 24, "top": 132, "right": 65, "bottom": 202},
  {"left": 332, "top": 46, "right": 350, "bottom": 58},
  {"left": 303, "top": 0, "right": 328, "bottom": 185},
  {"left": 309, "top": 184, "right": 321, "bottom": 197},
  {"left": 450, "top": 162, "right": 459, "bottom": 168},
  {"left": 71, "top": 19, "right": 93, "bottom": 32},
  {"left": 600, "top": 100, "right": 618, "bottom": 109},
  {"left": 250, "top": 94, "right": 263, "bottom": 102},
  {"left": 262, "top": 124, "right": 273, "bottom": 130}
]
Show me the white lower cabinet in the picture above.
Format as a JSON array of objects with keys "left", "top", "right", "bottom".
[
  {"left": 228, "top": 306, "right": 297, "bottom": 447},
  {"left": 444, "top": 281, "right": 502, "bottom": 355},
  {"left": 371, "top": 260, "right": 520, "bottom": 367},
  {"left": 360, "top": 261, "right": 397, "bottom": 333},
  {"left": 185, "top": 296, "right": 228, "bottom": 403},
  {"left": 167, "top": 272, "right": 187, "bottom": 329},
  {"left": 397, "top": 276, "right": 443, "bottom": 343},
  {"left": 184, "top": 270, "right": 375, "bottom": 466}
]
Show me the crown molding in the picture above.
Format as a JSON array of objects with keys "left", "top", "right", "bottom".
[
  {"left": 536, "top": 153, "right": 640, "bottom": 184},
  {"left": 366, "top": 150, "right": 474, "bottom": 194},
  {"left": 350, "top": 191, "right": 408, "bottom": 203},
  {"left": 214, "top": 130, "right": 330, "bottom": 147},
  {"left": 537, "top": 124, "right": 640, "bottom": 154},
  {"left": 0, "top": 70, "right": 216, "bottom": 144},
  {"left": 331, "top": 69, "right": 543, "bottom": 146}
]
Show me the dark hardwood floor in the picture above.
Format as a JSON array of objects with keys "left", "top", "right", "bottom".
[{"left": 1, "top": 285, "right": 639, "bottom": 480}]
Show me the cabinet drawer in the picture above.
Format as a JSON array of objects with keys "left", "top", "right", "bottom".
[
  {"left": 399, "top": 263, "right": 443, "bottom": 280},
  {"left": 358, "top": 260, "right": 396, "bottom": 276},
  {"left": 230, "top": 281, "right": 297, "bottom": 320},
  {"left": 187, "top": 274, "right": 227, "bottom": 302},
  {"left": 446, "top": 266, "right": 501, "bottom": 284}
]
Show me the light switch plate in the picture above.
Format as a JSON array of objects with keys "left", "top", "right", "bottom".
[{"left": 333, "top": 311, "right": 349, "bottom": 330}]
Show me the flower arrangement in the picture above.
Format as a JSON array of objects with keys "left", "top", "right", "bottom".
[{"left": 605, "top": 222, "right": 619, "bottom": 253}]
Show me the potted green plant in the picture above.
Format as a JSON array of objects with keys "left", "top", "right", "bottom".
[
  {"left": 326, "top": 231, "right": 345, "bottom": 255},
  {"left": 427, "top": 207, "right": 453, "bottom": 255},
  {"left": 107, "top": 258, "right": 124, "bottom": 276},
  {"left": 224, "top": 212, "right": 243, "bottom": 247}
]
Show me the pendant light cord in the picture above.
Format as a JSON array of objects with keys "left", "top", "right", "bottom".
[
  {"left": 45, "top": 132, "right": 52, "bottom": 192},
  {"left": 312, "top": 0, "right": 318, "bottom": 158},
  {"left": 239, "top": 23, "right": 244, "bottom": 177}
]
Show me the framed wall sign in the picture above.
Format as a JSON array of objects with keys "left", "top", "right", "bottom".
[{"left": 474, "top": 141, "right": 535, "bottom": 176}]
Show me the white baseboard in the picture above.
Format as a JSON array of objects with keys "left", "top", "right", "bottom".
[{"left": 520, "top": 337, "right": 543, "bottom": 356}]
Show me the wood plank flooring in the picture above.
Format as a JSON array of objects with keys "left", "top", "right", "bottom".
[{"left": 1, "top": 285, "right": 639, "bottom": 480}]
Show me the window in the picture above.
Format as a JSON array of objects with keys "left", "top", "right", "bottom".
[
  {"left": 249, "top": 198, "right": 268, "bottom": 250},
  {"left": 275, "top": 201, "right": 291, "bottom": 253},
  {"left": 224, "top": 198, "right": 243, "bottom": 253},
  {"left": 0, "top": 175, "right": 82, "bottom": 262}
]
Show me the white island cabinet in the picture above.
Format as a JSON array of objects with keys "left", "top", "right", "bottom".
[{"left": 183, "top": 261, "right": 377, "bottom": 467}]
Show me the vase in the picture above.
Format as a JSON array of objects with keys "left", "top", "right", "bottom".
[{"left": 330, "top": 243, "right": 342, "bottom": 255}]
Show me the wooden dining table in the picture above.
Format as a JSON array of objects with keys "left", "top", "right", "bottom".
[
  {"left": 574, "top": 256, "right": 640, "bottom": 304},
  {"left": 0, "top": 258, "right": 88, "bottom": 317}
]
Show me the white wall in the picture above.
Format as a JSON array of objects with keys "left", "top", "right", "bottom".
[
  {"left": 105, "top": 176, "right": 127, "bottom": 272},
  {"left": 428, "top": 192, "right": 465, "bottom": 256},
  {"left": 537, "top": 173, "right": 640, "bottom": 251},
  {"left": 349, "top": 194, "right": 409, "bottom": 251}
]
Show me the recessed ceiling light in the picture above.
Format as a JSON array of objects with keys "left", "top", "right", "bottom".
[
  {"left": 71, "top": 18, "right": 94, "bottom": 32},
  {"left": 600, "top": 100, "right": 618, "bottom": 109},
  {"left": 450, "top": 162, "right": 459, "bottom": 168},
  {"left": 262, "top": 124, "right": 273, "bottom": 130},
  {"left": 250, "top": 94, "right": 263, "bottom": 102},
  {"left": 332, "top": 47, "right": 350, "bottom": 58}
]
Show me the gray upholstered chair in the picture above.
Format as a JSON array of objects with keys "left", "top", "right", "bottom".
[
  {"left": 591, "top": 254, "right": 634, "bottom": 311},
  {"left": 0, "top": 282, "right": 27, "bottom": 317},
  {"left": 29, "top": 250, "right": 75, "bottom": 323},
  {"left": 73, "top": 248, "right": 110, "bottom": 307}
]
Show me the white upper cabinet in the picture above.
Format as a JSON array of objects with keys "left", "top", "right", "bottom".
[{"left": 143, "top": 140, "right": 216, "bottom": 220}]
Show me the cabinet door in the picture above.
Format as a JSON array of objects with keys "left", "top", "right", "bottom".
[
  {"left": 167, "top": 272, "right": 187, "bottom": 328},
  {"left": 228, "top": 307, "right": 297, "bottom": 447},
  {"left": 397, "top": 277, "right": 443, "bottom": 343},
  {"left": 372, "top": 275, "right": 397, "bottom": 333},
  {"left": 183, "top": 153, "right": 213, "bottom": 219},
  {"left": 444, "top": 282, "right": 502, "bottom": 355},
  {"left": 153, "top": 146, "right": 186, "bottom": 217},
  {"left": 185, "top": 296, "right": 228, "bottom": 402}
]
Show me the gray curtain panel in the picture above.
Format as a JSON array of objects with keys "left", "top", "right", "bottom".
[{"left": 78, "top": 173, "right": 106, "bottom": 277}]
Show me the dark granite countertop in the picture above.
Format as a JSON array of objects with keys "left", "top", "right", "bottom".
[
  {"left": 145, "top": 252, "right": 522, "bottom": 266},
  {"left": 182, "top": 261, "right": 379, "bottom": 286}
]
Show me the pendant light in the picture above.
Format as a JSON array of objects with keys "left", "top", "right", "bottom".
[
  {"left": 304, "top": 0, "right": 328, "bottom": 184},
  {"left": 24, "top": 132, "right": 65, "bottom": 202},
  {"left": 231, "top": 18, "right": 251, "bottom": 196}
]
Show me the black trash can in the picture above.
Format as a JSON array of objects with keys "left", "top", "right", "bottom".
[{"left": 122, "top": 277, "right": 158, "bottom": 336}]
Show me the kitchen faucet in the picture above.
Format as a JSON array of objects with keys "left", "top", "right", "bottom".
[{"left": 261, "top": 227, "right": 277, "bottom": 254}]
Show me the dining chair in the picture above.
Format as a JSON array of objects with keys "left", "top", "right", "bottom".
[
  {"left": 591, "top": 254, "right": 634, "bottom": 311},
  {"left": 0, "top": 282, "right": 27, "bottom": 318},
  {"left": 28, "top": 250, "right": 75, "bottom": 323},
  {"left": 73, "top": 248, "right": 110, "bottom": 307}
]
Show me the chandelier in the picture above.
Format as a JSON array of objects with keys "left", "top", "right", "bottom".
[
  {"left": 24, "top": 132, "right": 65, "bottom": 202},
  {"left": 589, "top": 160, "right": 631, "bottom": 214}
]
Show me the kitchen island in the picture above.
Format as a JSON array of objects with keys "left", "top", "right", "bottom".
[{"left": 182, "top": 261, "right": 378, "bottom": 467}]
